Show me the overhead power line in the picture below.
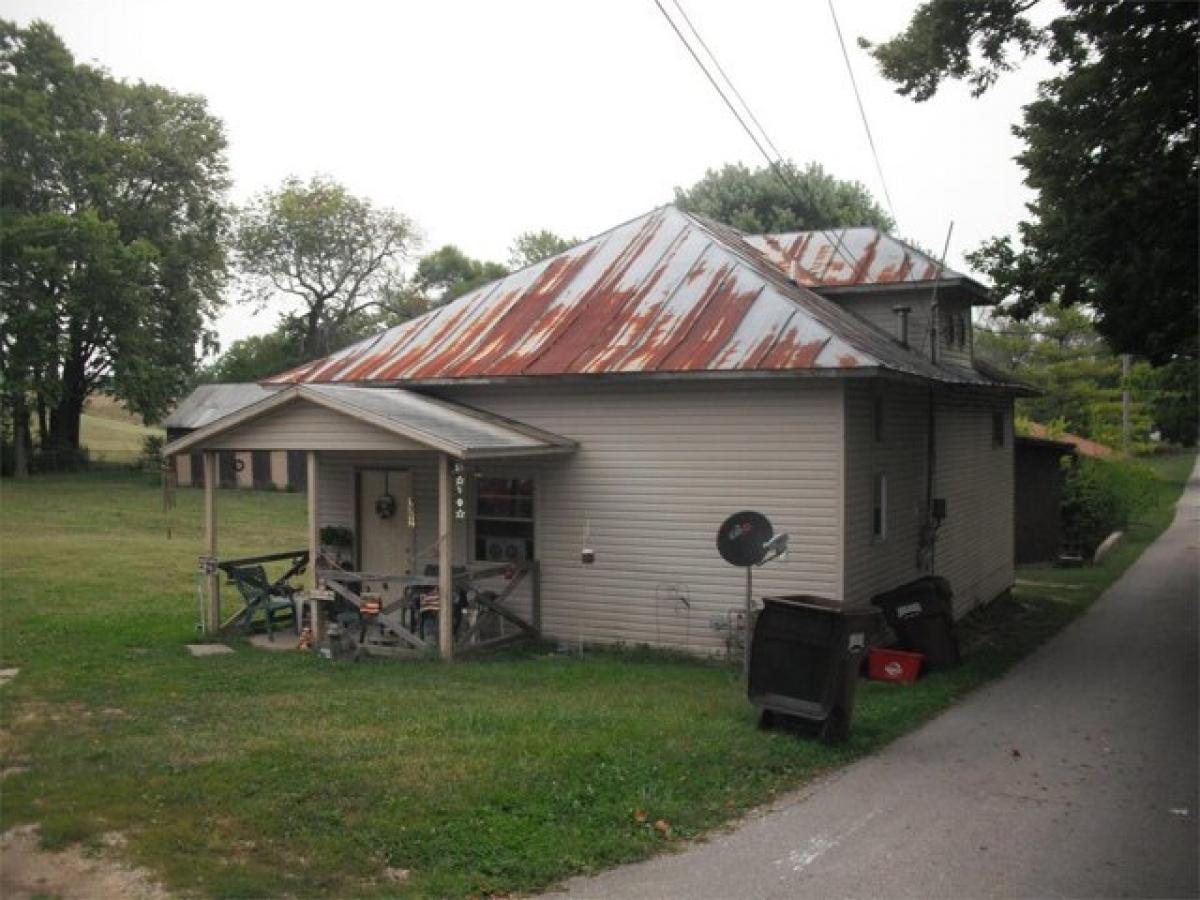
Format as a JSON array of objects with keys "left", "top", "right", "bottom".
[
  {"left": 651, "top": 0, "right": 860, "bottom": 275},
  {"left": 667, "top": 0, "right": 786, "bottom": 163},
  {"left": 827, "top": 0, "right": 898, "bottom": 225}
]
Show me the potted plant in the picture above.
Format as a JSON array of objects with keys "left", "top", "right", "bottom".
[{"left": 319, "top": 525, "right": 354, "bottom": 567}]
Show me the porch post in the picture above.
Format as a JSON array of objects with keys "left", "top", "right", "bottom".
[
  {"left": 438, "top": 453, "right": 454, "bottom": 661},
  {"left": 306, "top": 450, "right": 323, "bottom": 646},
  {"left": 203, "top": 450, "right": 219, "bottom": 634},
  {"left": 306, "top": 451, "right": 319, "bottom": 591}
]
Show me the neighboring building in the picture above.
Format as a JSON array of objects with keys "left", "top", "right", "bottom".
[
  {"left": 1014, "top": 435, "right": 1076, "bottom": 564},
  {"left": 165, "top": 205, "right": 1029, "bottom": 653},
  {"left": 163, "top": 383, "right": 300, "bottom": 489},
  {"left": 1023, "top": 421, "right": 1115, "bottom": 459}
]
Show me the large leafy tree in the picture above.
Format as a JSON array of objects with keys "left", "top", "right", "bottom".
[
  {"left": 674, "top": 160, "right": 894, "bottom": 234},
  {"left": 1, "top": 20, "right": 229, "bottom": 468},
  {"left": 867, "top": 1, "right": 1198, "bottom": 364},
  {"left": 234, "top": 175, "right": 418, "bottom": 359}
]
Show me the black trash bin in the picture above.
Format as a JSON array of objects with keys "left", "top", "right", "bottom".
[
  {"left": 871, "top": 576, "right": 961, "bottom": 672},
  {"left": 748, "top": 595, "right": 880, "bottom": 743}
]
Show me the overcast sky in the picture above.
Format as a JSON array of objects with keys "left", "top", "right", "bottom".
[{"left": 5, "top": 0, "right": 1057, "bottom": 351}]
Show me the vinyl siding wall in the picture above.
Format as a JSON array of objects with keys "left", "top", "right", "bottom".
[
  {"left": 205, "top": 400, "right": 426, "bottom": 452},
  {"left": 434, "top": 380, "right": 845, "bottom": 654},
  {"left": 842, "top": 380, "right": 1014, "bottom": 615}
]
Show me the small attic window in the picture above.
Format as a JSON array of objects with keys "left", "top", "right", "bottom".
[{"left": 872, "top": 472, "right": 887, "bottom": 541}]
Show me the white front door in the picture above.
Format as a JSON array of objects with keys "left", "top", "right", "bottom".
[{"left": 357, "top": 469, "right": 415, "bottom": 603}]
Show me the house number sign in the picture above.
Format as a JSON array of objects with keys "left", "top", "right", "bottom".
[{"left": 453, "top": 463, "right": 466, "bottom": 520}]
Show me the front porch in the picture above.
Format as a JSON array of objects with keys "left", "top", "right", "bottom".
[{"left": 162, "top": 383, "right": 575, "bottom": 660}]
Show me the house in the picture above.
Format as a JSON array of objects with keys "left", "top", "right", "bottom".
[
  {"left": 164, "top": 383, "right": 297, "bottom": 489},
  {"left": 164, "top": 205, "right": 1029, "bottom": 657}
]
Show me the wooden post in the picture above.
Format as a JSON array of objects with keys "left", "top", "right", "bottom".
[
  {"left": 531, "top": 560, "right": 542, "bottom": 635},
  {"left": 306, "top": 451, "right": 321, "bottom": 645},
  {"left": 438, "top": 453, "right": 454, "bottom": 661},
  {"left": 203, "top": 450, "right": 219, "bottom": 634}
]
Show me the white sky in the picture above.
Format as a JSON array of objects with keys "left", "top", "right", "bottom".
[{"left": 4, "top": 0, "right": 1057, "bottom": 352}]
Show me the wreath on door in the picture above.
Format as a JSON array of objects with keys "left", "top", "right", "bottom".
[{"left": 374, "top": 471, "right": 397, "bottom": 520}]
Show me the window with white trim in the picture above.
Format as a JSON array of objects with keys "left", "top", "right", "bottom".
[{"left": 474, "top": 477, "right": 535, "bottom": 562}]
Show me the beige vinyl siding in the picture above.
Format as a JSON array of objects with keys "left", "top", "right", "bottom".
[
  {"left": 835, "top": 291, "right": 932, "bottom": 357},
  {"left": 435, "top": 380, "right": 844, "bottom": 654},
  {"left": 843, "top": 381, "right": 1015, "bottom": 615},
  {"left": 269, "top": 451, "right": 288, "bottom": 488},
  {"left": 843, "top": 381, "right": 929, "bottom": 603},
  {"left": 205, "top": 399, "right": 426, "bottom": 452},
  {"left": 832, "top": 289, "right": 973, "bottom": 367},
  {"left": 931, "top": 393, "right": 1015, "bottom": 615},
  {"left": 175, "top": 452, "right": 193, "bottom": 487}
]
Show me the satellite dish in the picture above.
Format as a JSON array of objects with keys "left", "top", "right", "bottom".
[{"left": 716, "top": 511, "right": 774, "bottom": 567}]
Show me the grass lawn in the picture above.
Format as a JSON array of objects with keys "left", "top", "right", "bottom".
[
  {"left": 80, "top": 394, "right": 164, "bottom": 464},
  {"left": 0, "top": 453, "right": 1193, "bottom": 898}
]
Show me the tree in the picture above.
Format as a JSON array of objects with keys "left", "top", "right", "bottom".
[
  {"left": 234, "top": 175, "right": 418, "bottom": 358},
  {"left": 200, "top": 329, "right": 306, "bottom": 384},
  {"left": 410, "top": 245, "right": 508, "bottom": 305},
  {"left": 674, "top": 160, "right": 894, "bottom": 234},
  {"left": 508, "top": 230, "right": 577, "bottom": 269},
  {"left": 867, "top": 1, "right": 1198, "bottom": 364},
  {"left": 976, "top": 301, "right": 1153, "bottom": 449},
  {"left": 1, "top": 20, "right": 229, "bottom": 469}
]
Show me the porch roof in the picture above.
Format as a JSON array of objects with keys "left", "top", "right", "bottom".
[{"left": 162, "top": 383, "right": 577, "bottom": 460}]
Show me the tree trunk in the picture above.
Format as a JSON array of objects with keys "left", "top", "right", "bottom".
[
  {"left": 36, "top": 394, "right": 48, "bottom": 447},
  {"left": 48, "top": 358, "right": 87, "bottom": 453},
  {"left": 12, "top": 394, "right": 31, "bottom": 479}
]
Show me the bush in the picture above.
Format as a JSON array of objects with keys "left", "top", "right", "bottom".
[
  {"left": 142, "top": 434, "right": 165, "bottom": 470},
  {"left": 1062, "top": 456, "right": 1156, "bottom": 554}
]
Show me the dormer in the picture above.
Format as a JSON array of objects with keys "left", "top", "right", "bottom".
[{"left": 745, "top": 228, "right": 993, "bottom": 369}]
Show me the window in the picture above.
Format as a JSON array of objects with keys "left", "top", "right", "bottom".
[
  {"left": 872, "top": 473, "right": 887, "bottom": 541},
  {"left": 474, "top": 477, "right": 534, "bottom": 562},
  {"left": 873, "top": 397, "right": 885, "bottom": 442},
  {"left": 992, "top": 410, "right": 1006, "bottom": 448}
]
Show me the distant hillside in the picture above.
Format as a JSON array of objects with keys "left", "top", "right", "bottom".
[{"left": 80, "top": 395, "right": 164, "bottom": 463}]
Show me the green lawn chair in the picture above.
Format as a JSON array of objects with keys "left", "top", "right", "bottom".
[{"left": 225, "top": 565, "right": 298, "bottom": 639}]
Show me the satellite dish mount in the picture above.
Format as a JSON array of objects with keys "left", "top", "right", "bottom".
[{"left": 716, "top": 511, "right": 789, "bottom": 674}]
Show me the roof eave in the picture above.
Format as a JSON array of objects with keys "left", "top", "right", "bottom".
[{"left": 814, "top": 277, "right": 994, "bottom": 305}]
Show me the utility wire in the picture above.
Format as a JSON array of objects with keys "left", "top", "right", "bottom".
[
  {"left": 652, "top": 0, "right": 860, "bottom": 275},
  {"left": 668, "top": 0, "right": 786, "bottom": 163},
  {"left": 827, "top": 0, "right": 898, "bottom": 225}
]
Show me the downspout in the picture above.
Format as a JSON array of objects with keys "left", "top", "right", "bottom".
[{"left": 921, "top": 222, "right": 954, "bottom": 574}]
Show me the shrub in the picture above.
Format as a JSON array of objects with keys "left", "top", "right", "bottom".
[
  {"left": 1062, "top": 456, "right": 1156, "bottom": 554},
  {"left": 142, "top": 434, "right": 165, "bottom": 469}
]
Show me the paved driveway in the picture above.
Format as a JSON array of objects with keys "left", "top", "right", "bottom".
[{"left": 557, "top": 459, "right": 1199, "bottom": 899}]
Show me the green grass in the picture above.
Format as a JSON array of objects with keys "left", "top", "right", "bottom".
[
  {"left": 0, "top": 455, "right": 1193, "bottom": 897},
  {"left": 79, "top": 394, "right": 164, "bottom": 464}
]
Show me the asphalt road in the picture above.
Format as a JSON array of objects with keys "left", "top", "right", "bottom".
[{"left": 557, "top": 458, "right": 1199, "bottom": 899}]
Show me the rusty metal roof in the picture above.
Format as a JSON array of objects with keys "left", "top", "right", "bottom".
[
  {"left": 267, "top": 206, "right": 1007, "bottom": 389},
  {"left": 745, "top": 228, "right": 987, "bottom": 297}
]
